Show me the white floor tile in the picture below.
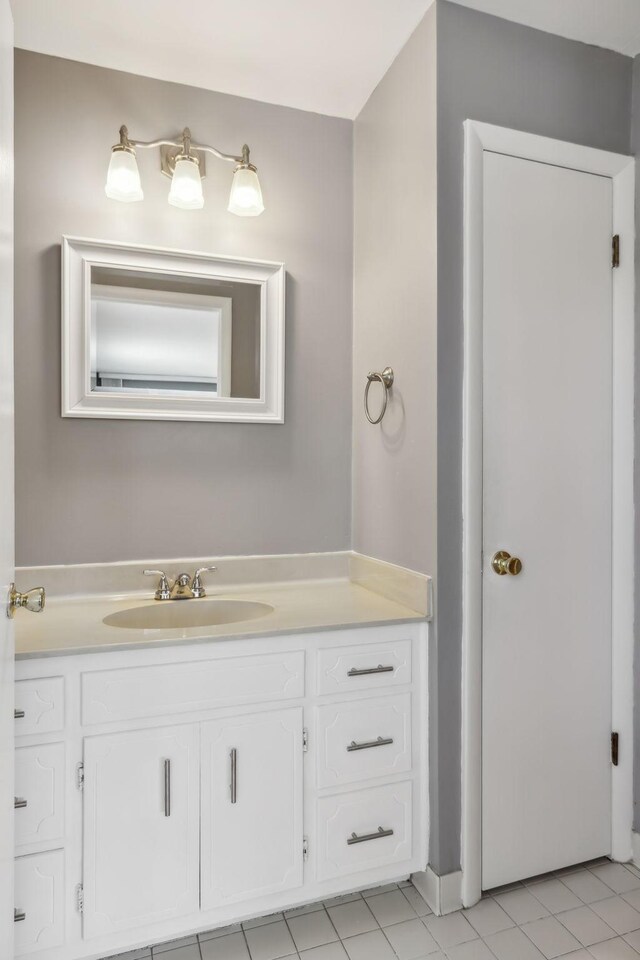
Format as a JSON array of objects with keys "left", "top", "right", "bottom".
[
  {"left": 463, "top": 898, "right": 515, "bottom": 937},
  {"left": 245, "top": 920, "right": 296, "bottom": 960},
  {"left": 519, "top": 916, "right": 581, "bottom": 958},
  {"left": 495, "top": 889, "right": 551, "bottom": 925},
  {"left": 323, "top": 894, "right": 362, "bottom": 909},
  {"left": 590, "top": 866, "right": 640, "bottom": 896},
  {"left": 243, "top": 914, "right": 285, "bottom": 931},
  {"left": 300, "top": 945, "right": 348, "bottom": 960},
  {"left": 483, "top": 927, "right": 546, "bottom": 960},
  {"left": 382, "top": 918, "right": 440, "bottom": 958},
  {"left": 365, "top": 890, "right": 417, "bottom": 927},
  {"left": 200, "top": 932, "right": 250, "bottom": 960},
  {"left": 424, "top": 913, "right": 479, "bottom": 949},
  {"left": 288, "top": 910, "right": 339, "bottom": 952},
  {"left": 327, "top": 900, "right": 378, "bottom": 939},
  {"left": 153, "top": 937, "right": 199, "bottom": 955},
  {"left": 588, "top": 938, "right": 640, "bottom": 959},
  {"left": 624, "top": 930, "right": 640, "bottom": 951},
  {"left": 590, "top": 898, "right": 640, "bottom": 936},
  {"left": 107, "top": 951, "right": 152, "bottom": 960},
  {"left": 444, "top": 941, "right": 498, "bottom": 960},
  {"left": 199, "top": 925, "right": 243, "bottom": 942},
  {"left": 561, "top": 871, "right": 614, "bottom": 905},
  {"left": 342, "top": 929, "right": 396, "bottom": 960},
  {"left": 528, "top": 880, "right": 583, "bottom": 915},
  {"left": 285, "top": 902, "right": 325, "bottom": 919},
  {"left": 556, "top": 906, "right": 616, "bottom": 947},
  {"left": 151, "top": 947, "right": 200, "bottom": 960},
  {"left": 401, "top": 884, "right": 433, "bottom": 917},
  {"left": 360, "top": 884, "right": 399, "bottom": 899}
]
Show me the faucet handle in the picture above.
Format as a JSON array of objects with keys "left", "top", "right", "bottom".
[
  {"left": 143, "top": 569, "right": 171, "bottom": 601},
  {"left": 192, "top": 566, "right": 217, "bottom": 599}
]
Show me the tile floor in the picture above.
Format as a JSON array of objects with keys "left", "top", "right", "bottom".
[{"left": 104, "top": 860, "right": 640, "bottom": 960}]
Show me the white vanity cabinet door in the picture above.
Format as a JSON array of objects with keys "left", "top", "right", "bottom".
[
  {"left": 82, "top": 724, "right": 200, "bottom": 939},
  {"left": 201, "top": 707, "right": 304, "bottom": 910}
]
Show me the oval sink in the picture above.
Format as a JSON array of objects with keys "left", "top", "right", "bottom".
[{"left": 103, "top": 598, "right": 274, "bottom": 630}]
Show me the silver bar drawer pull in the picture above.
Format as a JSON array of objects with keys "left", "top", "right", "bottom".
[
  {"left": 347, "top": 664, "right": 394, "bottom": 678},
  {"left": 163, "top": 759, "right": 171, "bottom": 817},
  {"left": 14, "top": 797, "right": 27, "bottom": 809},
  {"left": 347, "top": 736, "right": 394, "bottom": 753},
  {"left": 347, "top": 826, "right": 394, "bottom": 846},
  {"left": 14, "top": 909, "right": 26, "bottom": 922},
  {"left": 14, "top": 709, "right": 25, "bottom": 719},
  {"left": 230, "top": 748, "right": 237, "bottom": 804}
]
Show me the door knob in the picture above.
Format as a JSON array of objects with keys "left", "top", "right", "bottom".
[
  {"left": 7, "top": 583, "right": 46, "bottom": 618},
  {"left": 491, "top": 551, "right": 523, "bottom": 576}
]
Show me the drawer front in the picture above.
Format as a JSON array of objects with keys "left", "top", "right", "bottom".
[
  {"left": 82, "top": 651, "right": 305, "bottom": 724},
  {"left": 317, "top": 693, "right": 412, "bottom": 788},
  {"left": 15, "top": 678, "right": 65, "bottom": 737},
  {"left": 316, "top": 640, "right": 411, "bottom": 695},
  {"left": 15, "top": 743, "right": 65, "bottom": 848},
  {"left": 15, "top": 850, "right": 65, "bottom": 955},
  {"left": 316, "top": 781, "right": 412, "bottom": 881}
]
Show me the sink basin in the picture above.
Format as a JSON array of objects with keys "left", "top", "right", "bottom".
[{"left": 103, "top": 599, "right": 274, "bottom": 630}]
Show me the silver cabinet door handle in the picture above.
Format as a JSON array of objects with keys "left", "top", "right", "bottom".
[
  {"left": 347, "top": 736, "right": 394, "bottom": 752},
  {"left": 14, "top": 709, "right": 25, "bottom": 719},
  {"left": 14, "top": 909, "right": 26, "bottom": 922},
  {"left": 347, "top": 826, "right": 394, "bottom": 845},
  {"left": 14, "top": 798, "right": 27, "bottom": 809},
  {"left": 347, "top": 664, "right": 394, "bottom": 677},
  {"left": 230, "top": 748, "right": 237, "bottom": 804},
  {"left": 163, "top": 759, "right": 171, "bottom": 817}
]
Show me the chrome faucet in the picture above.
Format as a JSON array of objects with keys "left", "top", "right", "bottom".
[{"left": 143, "top": 566, "right": 217, "bottom": 600}]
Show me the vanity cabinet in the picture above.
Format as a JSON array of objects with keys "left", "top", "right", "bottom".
[
  {"left": 201, "top": 707, "right": 304, "bottom": 909},
  {"left": 14, "top": 622, "right": 428, "bottom": 960},
  {"left": 82, "top": 724, "right": 200, "bottom": 939}
]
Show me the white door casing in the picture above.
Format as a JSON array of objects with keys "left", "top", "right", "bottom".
[
  {"left": 462, "top": 121, "right": 635, "bottom": 905},
  {"left": 0, "top": 0, "right": 14, "bottom": 950}
]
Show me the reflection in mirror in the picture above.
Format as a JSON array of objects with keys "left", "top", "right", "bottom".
[{"left": 89, "top": 267, "right": 261, "bottom": 400}]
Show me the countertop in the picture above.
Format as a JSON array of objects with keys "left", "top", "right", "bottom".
[{"left": 15, "top": 578, "right": 427, "bottom": 659}]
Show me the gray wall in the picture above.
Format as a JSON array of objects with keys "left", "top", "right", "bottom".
[
  {"left": 433, "top": 0, "right": 632, "bottom": 874},
  {"left": 352, "top": 5, "right": 438, "bottom": 577},
  {"left": 632, "top": 54, "right": 640, "bottom": 834},
  {"left": 14, "top": 51, "right": 353, "bottom": 565}
]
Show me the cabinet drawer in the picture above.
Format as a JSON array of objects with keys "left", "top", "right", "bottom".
[
  {"left": 14, "top": 850, "right": 65, "bottom": 955},
  {"left": 316, "top": 640, "right": 411, "bottom": 695},
  {"left": 316, "top": 781, "right": 412, "bottom": 881},
  {"left": 15, "top": 678, "right": 65, "bottom": 737},
  {"left": 81, "top": 651, "right": 305, "bottom": 724},
  {"left": 15, "top": 743, "right": 65, "bottom": 848},
  {"left": 317, "top": 693, "right": 412, "bottom": 788}
]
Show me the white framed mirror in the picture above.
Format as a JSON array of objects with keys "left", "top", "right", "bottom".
[{"left": 62, "top": 237, "right": 285, "bottom": 422}]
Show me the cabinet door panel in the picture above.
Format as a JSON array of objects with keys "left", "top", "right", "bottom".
[
  {"left": 201, "top": 707, "right": 303, "bottom": 909},
  {"left": 83, "top": 724, "right": 199, "bottom": 939}
]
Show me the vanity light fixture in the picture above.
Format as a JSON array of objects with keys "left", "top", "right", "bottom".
[{"left": 105, "top": 125, "right": 265, "bottom": 215}]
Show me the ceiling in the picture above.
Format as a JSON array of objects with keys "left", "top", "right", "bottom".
[{"left": 11, "top": 0, "right": 640, "bottom": 120}]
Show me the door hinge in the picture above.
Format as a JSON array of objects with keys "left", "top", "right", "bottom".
[
  {"left": 612, "top": 234, "right": 620, "bottom": 268},
  {"left": 76, "top": 762, "right": 84, "bottom": 790},
  {"left": 303, "top": 836, "right": 309, "bottom": 861},
  {"left": 612, "top": 731, "right": 619, "bottom": 766},
  {"left": 76, "top": 883, "right": 84, "bottom": 913},
  {"left": 302, "top": 728, "right": 309, "bottom": 753}
]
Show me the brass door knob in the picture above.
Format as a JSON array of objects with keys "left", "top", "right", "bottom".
[
  {"left": 491, "top": 551, "right": 523, "bottom": 576},
  {"left": 7, "top": 584, "right": 46, "bottom": 618}
]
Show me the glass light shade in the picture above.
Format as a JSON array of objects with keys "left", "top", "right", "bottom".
[
  {"left": 168, "top": 156, "right": 204, "bottom": 209},
  {"left": 228, "top": 165, "right": 264, "bottom": 216},
  {"left": 104, "top": 147, "right": 143, "bottom": 202}
]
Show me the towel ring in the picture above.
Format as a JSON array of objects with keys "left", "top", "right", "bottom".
[{"left": 364, "top": 367, "right": 394, "bottom": 424}]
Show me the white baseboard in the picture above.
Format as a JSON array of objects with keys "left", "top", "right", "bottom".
[
  {"left": 411, "top": 866, "right": 463, "bottom": 916},
  {"left": 632, "top": 831, "right": 640, "bottom": 868}
]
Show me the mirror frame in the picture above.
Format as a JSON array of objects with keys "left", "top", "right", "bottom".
[{"left": 61, "top": 236, "right": 285, "bottom": 422}]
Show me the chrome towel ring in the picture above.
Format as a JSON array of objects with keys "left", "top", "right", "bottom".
[{"left": 364, "top": 367, "right": 394, "bottom": 424}]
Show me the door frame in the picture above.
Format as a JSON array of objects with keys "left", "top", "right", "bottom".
[{"left": 461, "top": 120, "right": 635, "bottom": 907}]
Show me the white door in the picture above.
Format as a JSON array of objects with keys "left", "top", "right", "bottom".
[
  {"left": 201, "top": 707, "right": 304, "bottom": 910},
  {"left": 482, "top": 151, "right": 613, "bottom": 889},
  {"left": 0, "top": 0, "right": 14, "bottom": 950},
  {"left": 83, "top": 724, "right": 200, "bottom": 938}
]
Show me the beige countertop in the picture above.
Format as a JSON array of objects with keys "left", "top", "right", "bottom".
[{"left": 15, "top": 578, "right": 427, "bottom": 659}]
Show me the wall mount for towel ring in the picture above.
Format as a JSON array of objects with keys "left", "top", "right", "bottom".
[{"left": 364, "top": 367, "right": 394, "bottom": 424}]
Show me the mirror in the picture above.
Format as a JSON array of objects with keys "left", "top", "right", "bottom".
[{"left": 62, "top": 237, "right": 285, "bottom": 422}]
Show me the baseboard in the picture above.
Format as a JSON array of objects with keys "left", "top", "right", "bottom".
[
  {"left": 632, "top": 831, "right": 640, "bottom": 868},
  {"left": 411, "top": 866, "right": 463, "bottom": 916}
]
